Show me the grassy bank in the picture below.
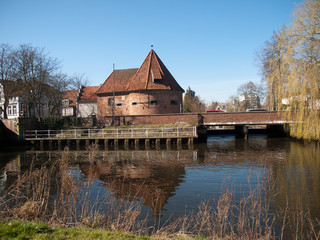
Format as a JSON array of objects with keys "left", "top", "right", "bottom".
[
  {"left": 0, "top": 221, "right": 148, "bottom": 240},
  {"left": 0, "top": 221, "right": 206, "bottom": 240}
]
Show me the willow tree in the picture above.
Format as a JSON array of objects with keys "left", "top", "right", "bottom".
[
  {"left": 256, "top": 28, "right": 289, "bottom": 111},
  {"left": 260, "top": 0, "right": 320, "bottom": 140}
]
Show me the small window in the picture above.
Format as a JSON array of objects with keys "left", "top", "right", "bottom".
[
  {"left": 7, "top": 106, "right": 12, "bottom": 115},
  {"left": 13, "top": 105, "right": 17, "bottom": 115},
  {"left": 108, "top": 98, "right": 114, "bottom": 106},
  {"left": 132, "top": 102, "right": 137, "bottom": 105},
  {"left": 116, "top": 103, "right": 122, "bottom": 107},
  {"left": 150, "top": 100, "right": 158, "bottom": 105},
  {"left": 62, "top": 99, "right": 69, "bottom": 106},
  {"left": 170, "top": 100, "right": 178, "bottom": 105}
]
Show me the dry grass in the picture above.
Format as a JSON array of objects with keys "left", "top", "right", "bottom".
[{"left": 0, "top": 144, "right": 319, "bottom": 239}]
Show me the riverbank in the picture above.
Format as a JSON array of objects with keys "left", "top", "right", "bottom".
[
  {"left": 1, "top": 142, "right": 319, "bottom": 239},
  {"left": 0, "top": 221, "right": 206, "bottom": 240}
]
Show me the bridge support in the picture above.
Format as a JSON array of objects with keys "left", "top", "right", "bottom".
[
  {"left": 156, "top": 139, "right": 160, "bottom": 150},
  {"left": 177, "top": 138, "right": 182, "bottom": 149},
  {"left": 104, "top": 139, "right": 108, "bottom": 150},
  {"left": 188, "top": 138, "right": 193, "bottom": 149},
  {"left": 145, "top": 139, "right": 150, "bottom": 150},
  {"left": 197, "top": 126, "right": 207, "bottom": 143},
  {"left": 58, "top": 140, "right": 61, "bottom": 150},
  {"left": 235, "top": 125, "right": 248, "bottom": 139},
  {"left": 124, "top": 139, "right": 129, "bottom": 150},
  {"left": 166, "top": 138, "right": 171, "bottom": 150},
  {"left": 114, "top": 139, "right": 119, "bottom": 150},
  {"left": 135, "top": 139, "right": 139, "bottom": 150}
]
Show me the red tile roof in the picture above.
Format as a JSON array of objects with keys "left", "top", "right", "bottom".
[
  {"left": 78, "top": 86, "right": 99, "bottom": 102},
  {"left": 96, "top": 50, "right": 184, "bottom": 95},
  {"left": 96, "top": 68, "right": 138, "bottom": 94},
  {"left": 63, "top": 89, "right": 78, "bottom": 106}
]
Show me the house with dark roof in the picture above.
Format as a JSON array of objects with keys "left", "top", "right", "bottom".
[{"left": 95, "top": 50, "right": 184, "bottom": 117}]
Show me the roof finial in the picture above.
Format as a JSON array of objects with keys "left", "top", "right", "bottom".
[{"left": 151, "top": 44, "right": 153, "bottom": 49}]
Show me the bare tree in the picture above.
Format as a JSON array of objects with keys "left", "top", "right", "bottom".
[
  {"left": 237, "top": 81, "right": 264, "bottom": 111},
  {"left": 46, "top": 72, "right": 70, "bottom": 118},
  {"left": 0, "top": 44, "right": 16, "bottom": 118},
  {"left": 11, "top": 44, "right": 69, "bottom": 120},
  {"left": 69, "top": 73, "right": 89, "bottom": 89}
]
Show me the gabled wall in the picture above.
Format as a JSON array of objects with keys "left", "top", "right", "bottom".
[{"left": 77, "top": 102, "right": 97, "bottom": 118}]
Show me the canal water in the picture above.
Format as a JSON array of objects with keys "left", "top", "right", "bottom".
[{"left": 1, "top": 135, "right": 320, "bottom": 237}]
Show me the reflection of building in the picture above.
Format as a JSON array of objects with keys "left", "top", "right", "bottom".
[
  {"left": 95, "top": 50, "right": 184, "bottom": 116},
  {"left": 79, "top": 150, "right": 197, "bottom": 214}
]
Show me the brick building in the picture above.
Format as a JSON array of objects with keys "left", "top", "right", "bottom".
[{"left": 96, "top": 50, "right": 184, "bottom": 117}]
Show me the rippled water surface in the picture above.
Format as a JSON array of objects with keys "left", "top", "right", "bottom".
[{"left": 1, "top": 135, "right": 320, "bottom": 236}]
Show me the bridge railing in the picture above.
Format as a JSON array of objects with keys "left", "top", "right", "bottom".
[{"left": 25, "top": 126, "right": 197, "bottom": 140}]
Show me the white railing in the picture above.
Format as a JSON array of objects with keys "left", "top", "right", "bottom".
[{"left": 25, "top": 127, "right": 197, "bottom": 139}]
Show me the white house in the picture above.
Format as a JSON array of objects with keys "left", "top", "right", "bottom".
[
  {"left": 61, "top": 89, "right": 78, "bottom": 117},
  {"left": 0, "top": 80, "right": 52, "bottom": 119},
  {"left": 0, "top": 81, "right": 27, "bottom": 119},
  {"left": 77, "top": 86, "right": 99, "bottom": 118},
  {"left": 61, "top": 85, "right": 99, "bottom": 118}
]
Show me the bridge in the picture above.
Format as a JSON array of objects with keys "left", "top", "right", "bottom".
[
  {"left": 1, "top": 111, "right": 289, "bottom": 148},
  {"left": 202, "top": 111, "right": 285, "bottom": 126},
  {"left": 200, "top": 111, "right": 288, "bottom": 140},
  {"left": 24, "top": 126, "right": 197, "bottom": 150},
  {"left": 104, "top": 111, "right": 288, "bottom": 137}
]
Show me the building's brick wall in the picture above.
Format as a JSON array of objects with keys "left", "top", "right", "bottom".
[
  {"left": 97, "top": 90, "right": 183, "bottom": 117},
  {"left": 102, "top": 113, "right": 200, "bottom": 126},
  {"left": 101, "top": 111, "right": 284, "bottom": 127},
  {"left": 203, "top": 111, "right": 283, "bottom": 124}
]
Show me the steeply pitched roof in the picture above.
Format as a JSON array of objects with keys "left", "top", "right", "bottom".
[
  {"left": 96, "top": 68, "right": 138, "bottom": 95},
  {"left": 78, "top": 86, "right": 99, "bottom": 102},
  {"left": 127, "top": 50, "right": 184, "bottom": 92},
  {"left": 63, "top": 89, "right": 78, "bottom": 106},
  {"left": 96, "top": 50, "right": 184, "bottom": 95}
]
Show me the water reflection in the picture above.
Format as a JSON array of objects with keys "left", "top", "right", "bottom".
[
  {"left": 79, "top": 150, "right": 199, "bottom": 214},
  {"left": 1, "top": 136, "right": 320, "bottom": 232}
]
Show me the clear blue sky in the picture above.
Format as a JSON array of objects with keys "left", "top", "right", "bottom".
[{"left": 0, "top": 0, "right": 300, "bottom": 103}]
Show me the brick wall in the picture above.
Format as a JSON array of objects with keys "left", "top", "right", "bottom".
[
  {"left": 101, "top": 111, "right": 284, "bottom": 127},
  {"left": 203, "top": 111, "right": 283, "bottom": 124},
  {"left": 102, "top": 113, "right": 200, "bottom": 126},
  {"left": 97, "top": 90, "right": 183, "bottom": 117}
]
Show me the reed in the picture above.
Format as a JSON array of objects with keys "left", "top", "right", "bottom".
[{"left": 0, "top": 145, "right": 319, "bottom": 239}]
